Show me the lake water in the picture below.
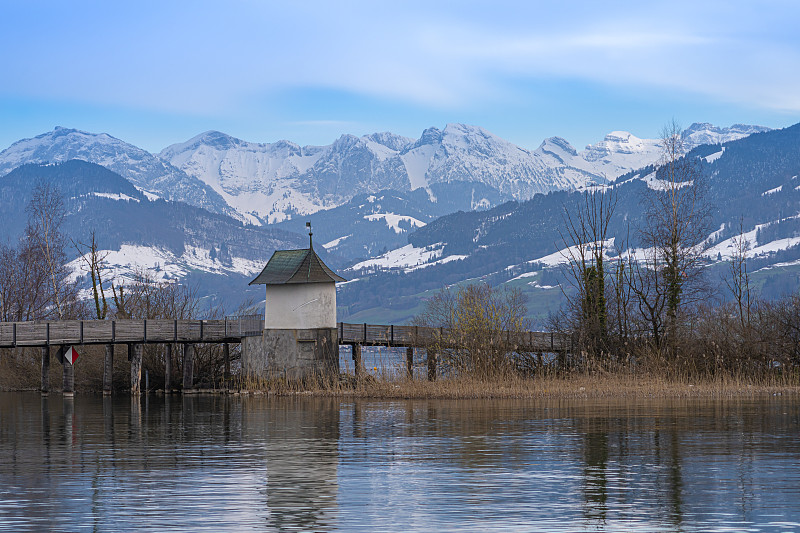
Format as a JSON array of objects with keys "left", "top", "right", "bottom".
[{"left": 1, "top": 392, "right": 798, "bottom": 532}]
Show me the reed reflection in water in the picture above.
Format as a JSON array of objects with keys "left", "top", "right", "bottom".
[{"left": 0, "top": 393, "right": 798, "bottom": 532}]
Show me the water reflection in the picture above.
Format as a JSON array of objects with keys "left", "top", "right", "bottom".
[
  {"left": 244, "top": 397, "right": 339, "bottom": 531},
  {"left": 0, "top": 393, "right": 798, "bottom": 531}
]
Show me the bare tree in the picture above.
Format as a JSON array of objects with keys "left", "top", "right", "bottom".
[
  {"left": 559, "top": 188, "right": 616, "bottom": 356},
  {"left": 608, "top": 228, "right": 634, "bottom": 344},
  {"left": 413, "top": 283, "right": 529, "bottom": 378},
  {"left": 631, "top": 121, "right": 712, "bottom": 349},
  {"left": 73, "top": 231, "right": 110, "bottom": 319},
  {"left": 110, "top": 268, "right": 199, "bottom": 320},
  {"left": 0, "top": 185, "right": 81, "bottom": 321},
  {"left": 26, "top": 183, "right": 69, "bottom": 319},
  {"left": 724, "top": 218, "right": 753, "bottom": 330}
]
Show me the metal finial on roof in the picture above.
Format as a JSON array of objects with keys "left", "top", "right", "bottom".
[{"left": 306, "top": 221, "right": 313, "bottom": 249}]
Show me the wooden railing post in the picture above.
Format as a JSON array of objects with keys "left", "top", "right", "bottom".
[
  {"left": 353, "top": 344, "right": 363, "bottom": 379},
  {"left": 183, "top": 344, "right": 194, "bottom": 391},
  {"left": 406, "top": 347, "right": 413, "bottom": 379},
  {"left": 130, "top": 344, "right": 143, "bottom": 395},
  {"left": 103, "top": 344, "right": 114, "bottom": 395},
  {"left": 165, "top": 344, "right": 173, "bottom": 392},
  {"left": 223, "top": 343, "right": 231, "bottom": 383},
  {"left": 427, "top": 348, "right": 437, "bottom": 381},
  {"left": 41, "top": 346, "right": 50, "bottom": 395}
]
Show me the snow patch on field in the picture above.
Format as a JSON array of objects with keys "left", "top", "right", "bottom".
[
  {"left": 67, "top": 244, "right": 264, "bottom": 288},
  {"left": 323, "top": 235, "right": 351, "bottom": 249},
  {"left": 703, "top": 215, "right": 800, "bottom": 260},
  {"left": 91, "top": 192, "right": 140, "bottom": 202},
  {"left": 349, "top": 243, "right": 443, "bottom": 271},
  {"left": 527, "top": 239, "right": 616, "bottom": 268},
  {"left": 704, "top": 147, "right": 725, "bottom": 163},
  {"left": 364, "top": 213, "right": 426, "bottom": 233},
  {"left": 641, "top": 171, "right": 693, "bottom": 191},
  {"left": 762, "top": 185, "right": 783, "bottom": 196},
  {"left": 348, "top": 243, "right": 466, "bottom": 273}
]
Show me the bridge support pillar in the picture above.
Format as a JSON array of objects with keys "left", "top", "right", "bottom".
[
  {"left": 406, "top": 347, "right": 414, "bottom": 379},
  {"left": 41, "top": 346, "right": 50, "bottom": 395},
  {"left": 103, "top": 344, "right": 113, "bottom": 395},
  {"left": 165, "top": 344, "right": 173, "bottom": 392},
  {"left": 62, "top": 346, "right": 75, "bottom": 397},
  {"left": 352, "top": 344, "right": 363, "bottom": 379},
  {"left": 241, "top": 328, "right": 338, "bottom": 381},
  {"left": 427, "top": 348, "right": 437, "bottom": 382},
  {"left": 223, "top": 343, "right": 231, "bottom": 383},
  {"left": 183, "top": 344, "right": 194, "bottom": 391},
  {"left": 130, "top": 344, "right": 143, "bottom": 395}
]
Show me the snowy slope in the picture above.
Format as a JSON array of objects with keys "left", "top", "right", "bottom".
[
  {"left": 160, "top": 124, "right": 586, "bottom": 224},
  {"left": 160, "top": 123, "right": 768, "bottom": 224},
  {"left": 0, "top": 127, "right": 233, "bottom": 216},
  {"left": 0, "top": 123, "right": 768, "bottom": 229},
  {"left": 160, "top": 130, "right": 414, "bottom": 223},
  {"left": 534, "top": 123, "right": 769, "bottom": 186}
]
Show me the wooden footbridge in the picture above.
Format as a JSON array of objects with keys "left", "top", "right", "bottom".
[{"left": 0, "top": 317, "right": 570, "bottom": 394}]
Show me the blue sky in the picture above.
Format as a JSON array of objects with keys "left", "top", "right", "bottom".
[{"left": 1, "top": 1, "right": 798, "bottom": 153}]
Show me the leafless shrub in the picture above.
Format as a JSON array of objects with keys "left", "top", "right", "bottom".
[{"left": 413, "top": 283, "right": 529, "bottom": 378}]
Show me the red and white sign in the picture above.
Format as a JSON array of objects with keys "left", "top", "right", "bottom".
[{"left": 64, "top": 346, "right": 81, "bottom": 365}]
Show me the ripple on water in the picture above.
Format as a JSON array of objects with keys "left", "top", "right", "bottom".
[{"left": 0, "top": 393, "right": 798, "bottom": 532}]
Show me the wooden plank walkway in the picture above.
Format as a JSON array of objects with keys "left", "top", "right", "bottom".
[{"left": 0, "top": 318, "right": 569, "bottom": 353}]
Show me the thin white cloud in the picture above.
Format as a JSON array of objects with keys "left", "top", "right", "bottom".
[{"left": 1, "top": 1, "right": 799, "bottom": 114}]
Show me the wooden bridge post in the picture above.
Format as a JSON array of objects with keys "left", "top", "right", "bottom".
[
  {"left": 62, "top": 346, "right": 75, "bottom": 397},
  {"left": 130, "top": 344, "right": 143, "bottom": 395},
  {"left": 103, "top": 344, "right": 114, "bottom": 395},
  {"left": 165, "top": 344, "right": 173, "bottom": 392},
  {"left": 352, "top": 344, "right": 363, "bottom": 379},
  {"left": 223, "top": 343, "right": 231, "bottom": 383},
  {"left": 183, "top": 344, "right": 194, "bottom": 390},
  {"left": 427, "top": 348, "right": 437, "bottom": 381},
  {"left": 40, "top": 346, "right": 50, "bottom": 395},
  {"left": 406, "top": 347, "right": 414, "bottom": 379}
]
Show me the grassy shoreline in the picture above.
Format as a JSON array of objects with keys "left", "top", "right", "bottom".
[
  {"left": 224, "top": 374, "right": 800, "bottom": 400},
  {"left": 3, "top": 350, "right": 798, "bottom": 399}
]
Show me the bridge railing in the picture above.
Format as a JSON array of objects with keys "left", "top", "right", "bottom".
[
  {"left": 337, "top": 322, "right": 571, "bottom": 352},
  {"left": 1, "top": 317, "right": 569, "bottom": 351},
  {"left": 0, "top": 316, "right": 266, "bottom": 348}
]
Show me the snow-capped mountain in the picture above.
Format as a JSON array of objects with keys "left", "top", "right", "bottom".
[
  {"left": 534, "top": 123, "right": 771, "bottom": 186},
  {"left": 681, "top": 123, "right": 770, "bottom": 148},
  {"left": 161, "top": 122, "right": 768, "bottom": 224},
  {"left": 159, "top": 124, "right": 592, "bottom": 224},
  {"left": 0, "top": 127, "right": 234, "bottom": 216},
  {"left": 159, "top": 130, "right": 417, "bottom": 223}
]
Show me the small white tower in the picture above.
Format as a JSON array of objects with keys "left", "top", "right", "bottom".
[{"left": 243, "top": 223, "right": 346, "bottom": 379}]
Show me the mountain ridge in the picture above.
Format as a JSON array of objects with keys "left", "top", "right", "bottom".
[{"left": 160, "top": 122, "right": 768, "bottom": 223}]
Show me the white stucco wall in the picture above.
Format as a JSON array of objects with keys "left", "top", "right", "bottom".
[{"left": 264, "top": 282, "right": 337, "bottom": 329}]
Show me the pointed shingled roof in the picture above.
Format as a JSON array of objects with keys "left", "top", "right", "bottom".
[{"left": 248, "top": 246, "right": 346, "bottom": 285}]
